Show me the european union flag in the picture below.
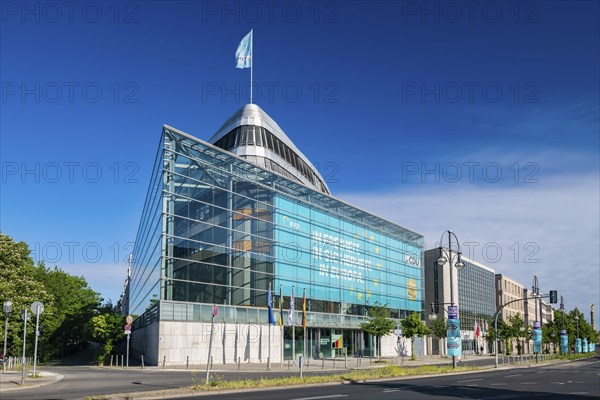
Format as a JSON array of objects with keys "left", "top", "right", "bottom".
[
  {"left": 235, "top": 30, "right": 252, "bottom": 69},
  {"left": 267, "top": 282, "right": 276, "bottom": 325}
]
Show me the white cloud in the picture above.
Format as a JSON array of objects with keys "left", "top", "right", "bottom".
[{"left": 340, "top": 173, "right": 600, "bottom": 328}]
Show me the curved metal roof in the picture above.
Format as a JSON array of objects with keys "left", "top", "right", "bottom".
[{"left": 208, "top": 104, "right": 330, "bottom": 194}]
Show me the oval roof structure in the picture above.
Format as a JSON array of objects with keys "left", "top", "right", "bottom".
[{"left": 208, "top": 104, "right": 330, "bottom": 194}]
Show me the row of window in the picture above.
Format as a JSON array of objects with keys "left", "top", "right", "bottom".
[{"left": 212, "top": 125, "right": 329, "bottom": 194}]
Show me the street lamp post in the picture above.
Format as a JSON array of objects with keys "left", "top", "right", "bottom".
[
  {"left": 436, "top": 230, "right": 465, "bottom": 369},
  {"left": 574, "top": 307, "right": 580, "bottom": 353},
  {"left": 2, "top": 301, "right": 12, "bottom": 374},
  {"left": 532, "top": 276, "right": 542, "bottom": 363}
]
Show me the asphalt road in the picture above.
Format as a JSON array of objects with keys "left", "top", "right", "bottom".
[
  {"left": 2, "top": 355, "right": 597, "bottom": 399},
  {"left": 1, "top": 356, "right": 500, "bottom": 400},
  {"left": 197, "top": 355, "right": 600, "bottom": 400}
]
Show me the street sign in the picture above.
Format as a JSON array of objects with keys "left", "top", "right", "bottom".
[
  {"left": 126, "top": 315, "right": 133, "bottom": 324},
  {"left": 124, "top": 324, "right": 132, "bottom": 331},
  {"left": 448, "top": 305, "right": 458, "bottom": 319},
  {"left": 124, "top": 330, "right": 131, "bottom": 335},
  {"left": 30, "top": 302, "right": 44, "bottom": 315},
  {"left": 21, "top": 309, "right": 30, "bottom": 321},
  {"left": 213, "top": 305, "right": 218, "bottom": 317}
]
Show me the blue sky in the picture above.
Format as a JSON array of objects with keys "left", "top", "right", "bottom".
[{"left": 1, "top": 1, "right": 598, "bottom": 327}]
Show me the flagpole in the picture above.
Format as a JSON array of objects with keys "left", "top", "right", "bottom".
[
  {"left": 250, "top": 29, "right": 253, "bottom": 104},
  {"left": 303, "top": 288, "right": 307, "bottom": 360},
  {"left": 292, "top": 286, "right": 295, "bottom": 363},
  {"left": 280, "top": 284, "right": 283, "bottom": 367},
  {"left": 268, "top": 283, "right": 271, "bottom": 370}
]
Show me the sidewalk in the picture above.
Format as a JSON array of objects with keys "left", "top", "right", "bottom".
[{"left": 0, "top": 370, "right": 63, "bottom": 391}]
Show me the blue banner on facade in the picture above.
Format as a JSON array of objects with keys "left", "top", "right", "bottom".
[
  {"left": 447, "top": 318, "right": 461, "bottom": 357},
  {"left": 273, "top": 195, "right": 422, "bottom": 311},
  {"left": 533, "top": 328, "right": 542, "bottom": 353},
  {"left": 560, "top": 334, "right": 568, "bottom": 354},
  {"left": 575, "top": 338, "right": 582, "bottom": 353}
]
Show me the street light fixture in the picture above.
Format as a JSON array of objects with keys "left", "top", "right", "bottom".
[
  {"left": 2, "top": 300, "right": 12, "bottom": 374},
  {"left": 436, "top": 230, "right": 464, "bottom": 369}
]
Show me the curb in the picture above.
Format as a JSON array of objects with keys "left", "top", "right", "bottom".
[{"left": 0, "top": 371, "right": 64, "bottom": 392}]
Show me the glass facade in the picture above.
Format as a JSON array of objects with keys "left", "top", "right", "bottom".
[
  {"left": 129, "top": 126, "right": 424, "bottom": 330},
  {"left": 457, "top": 260, "right": 496, "bottom": 328}
]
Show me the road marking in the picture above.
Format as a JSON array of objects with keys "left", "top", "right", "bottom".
[
  {"left": 290, "top": 396, "right": 348, "bottom": 400},
  {"left": 504, "top": 374, "right": 521, "bottom": 377},
  {"left": 490, "top": 383, "right": 507, "bottom": 386},
  {"left": 520, "top": 382, "right": 537, "bottom": 385},
  {"left": 382, "top": 389, "right": 400, "bottom": 392},
  {"left": 570, "top": 392, "right": 588, "bottom": 395},
  {"left": 458, "top": 378, "right": 483, "bottom": 383},
  {"left": 550, "top": 382, "right": 564, "bottom": 385}
]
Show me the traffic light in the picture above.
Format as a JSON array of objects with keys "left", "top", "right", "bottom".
[{"left": 549, "top": 290, "right": 558, "bottom": 304}]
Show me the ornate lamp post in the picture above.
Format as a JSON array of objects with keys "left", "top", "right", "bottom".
[
  {"left": 2, "top": 301, "right": 12, "bottom": 373},
  {"left": 436, "top": 230, "right": 464, "bottom": 369}
]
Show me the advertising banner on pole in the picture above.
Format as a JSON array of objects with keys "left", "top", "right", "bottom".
[
  {"left": 447, "top": 318, "right": 461, "bottom": 357},
  {"left": 582, "top": 338, "right": 588, "bottom": 352},
  {"left": 560, "top": 331, "right": 568, "bottom": 354},
  {"left": 533, "top": 328, "right": 542, "bottom": 353},
  {"left": 575, "top": 338, "right": 582, "bottom": 353}
]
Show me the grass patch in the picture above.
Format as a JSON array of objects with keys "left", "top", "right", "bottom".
[
  {"left": 190, "top": 365, "right": 480, "bottom": 391},
  {"left": 551, "top": 353, "right": 596, "bottom": 361}
]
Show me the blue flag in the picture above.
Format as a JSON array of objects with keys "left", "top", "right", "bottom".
[
  {"left": 235, "top": 30, "right": 252, "bottom": 69},
  {"left": 267, "top": 282, "right": 276, "bottom": 325},
  {"left": 288, "top": 286, "right": 294, "bottom": 326}
]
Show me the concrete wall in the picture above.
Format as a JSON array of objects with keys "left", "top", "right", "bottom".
[
  {"left": 157, "top": 321, "right": 282, "bottom": 366},
  {"left": 130, "top": 321, "right": 160, "bottom": 365}
]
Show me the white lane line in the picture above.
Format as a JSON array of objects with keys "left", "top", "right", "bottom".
[
  {"left": 490, "top": 383, "right": 507, "bottom": 386},
  {"left": 290, "top": 396, "right": 348, "bottom": 400},
  {"left": 520, "top": 382, "right": 537, "bottom": 385},
  {"left": 458, "top": 378, "right": 483, "bottom": 383},
  {"left": 504, "top": 374, "right": 522, "bottom": 377},
  {"left": 382, "top": 389, "right": 400, "bottom": 392},
  {"left": 550, "top": 382, "right": 564, "bottom": 385},
  {"left": 570, "top": 392, "right": 589, "bottom": 395}
]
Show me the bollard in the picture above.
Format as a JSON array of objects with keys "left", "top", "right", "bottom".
[
  {"left": 321, "top": 358, "right": 325, "bottom": 369},
  {"left": 287, "top": 360, "right": 290, "bottom": 370},
  {"left": 333, "top": 357, "right": 336, "bottom": 368},
  {"left": 267, "top": 356, "right": 270, "bottom": 371},
  {"left": 141, "top": 355, "right": 145, "bottom": 369},
  {"left": 306, "top": 357, "right": 309, "bottom": 370},
  {"left": 162, "top": 355, "right": 166, "bottom": 369},
  {"left": 344, "top": 353, "right": 347, "bottom": 369},
  {"left": 370, "top": 355, "right": 372, "bottom": 365},
  {"left": 186, "top": 356, "right": 189, "bottom": 370},
  {"left": 110, "top": 355, "right": 113, "bottom": 367},
  {"left": 238, "top": 357, "right": 241, "bottom": 371}
]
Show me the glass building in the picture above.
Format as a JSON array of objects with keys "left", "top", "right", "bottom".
[{"left": 128, "top": 104, "right": 424, "bottom": 365}]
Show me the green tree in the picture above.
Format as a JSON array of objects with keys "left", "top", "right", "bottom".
[
  {"left": 401, "top": 312, "right": 431, "bottom": 360},
  {"left": 91, "top": 305, "right": 125, "bottom": 365},
  {"left": 507, "top": 313, "right": 526, "bottom": 355},
  {"left": 33, "top": 264, "right": 102, "bottom": 360},
  {"left": 360, "top": 304, "right": 395, "bottom": 361},
  {"left": 0, "top": 233, "right": 53, "bottom": 357},
  {"left": 428, "top": 318, "right": 447, "bottom": 357}
]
